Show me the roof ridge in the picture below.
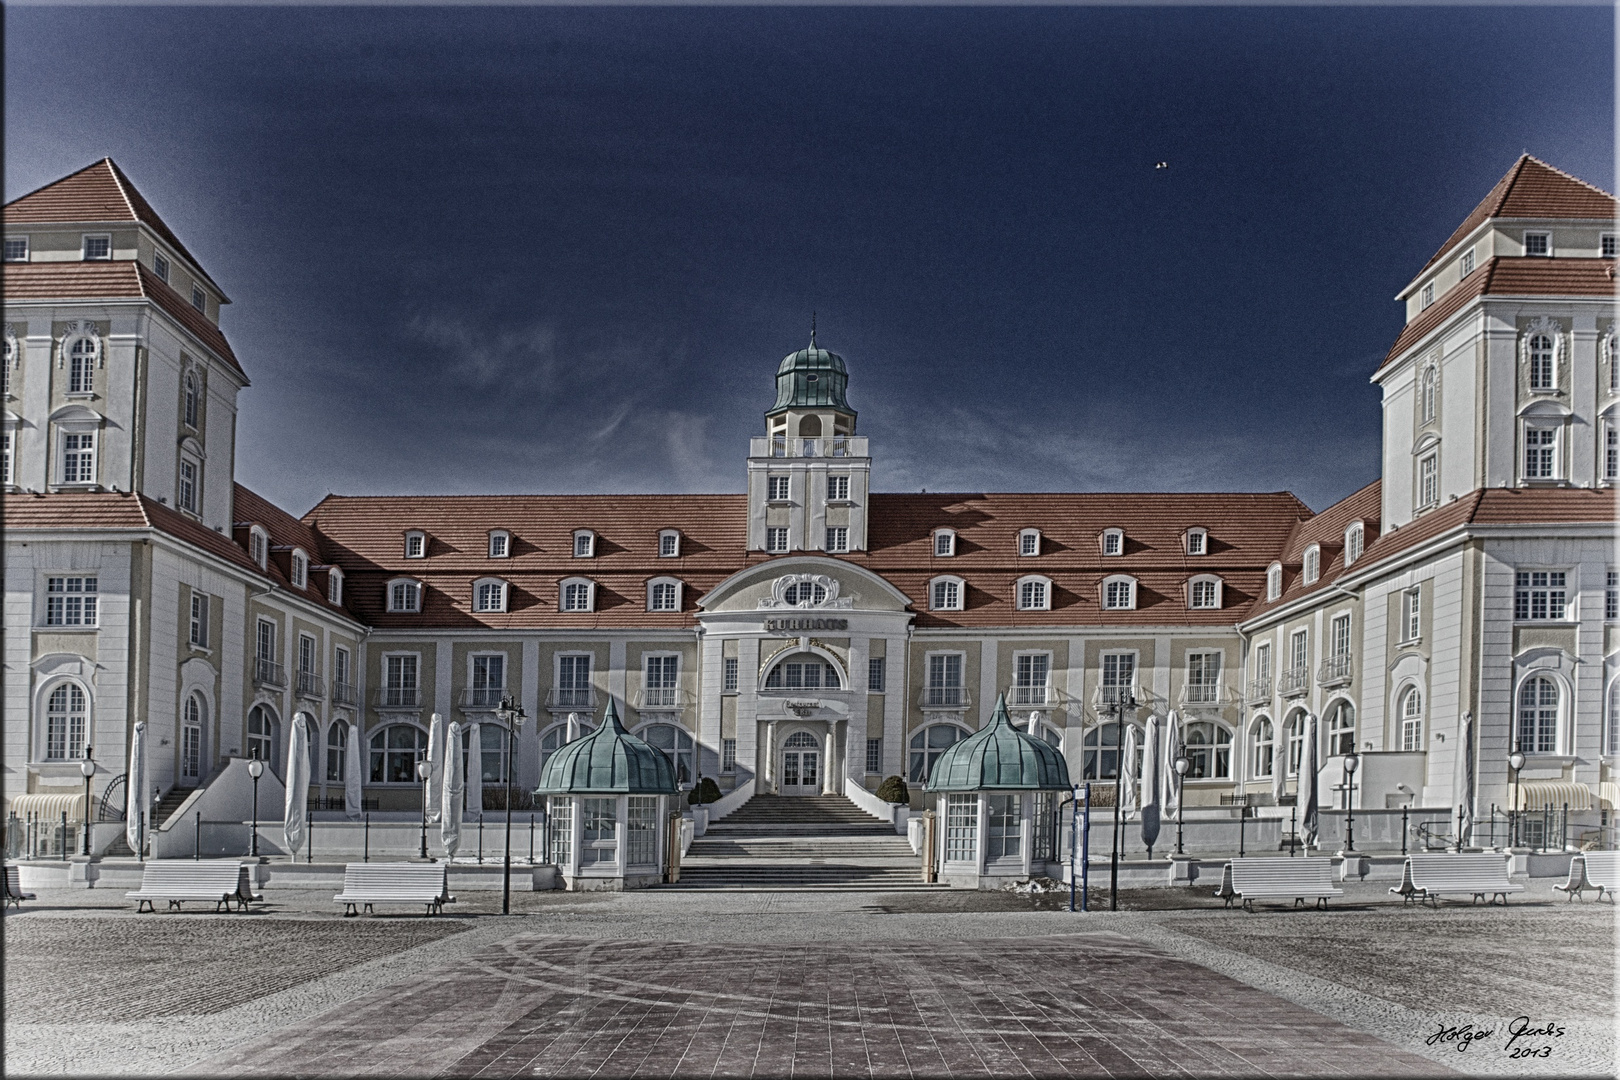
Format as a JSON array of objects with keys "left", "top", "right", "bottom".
[
  {"left": 100, "top": 157, "right": 140, "bottom": 220},
  {"left": 1524, "top": 153, "right": 1618, "bottom": 203},
  {"left": 1, "top": 158, "right": 117, "bottom": 211}
]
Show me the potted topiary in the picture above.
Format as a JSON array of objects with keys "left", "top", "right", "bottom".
[
  {"left": 687, "top": 776, "right": 722, "bottom": 836},
  {"left": 876, "top": 775, "right": 910, "bottom": 834}
]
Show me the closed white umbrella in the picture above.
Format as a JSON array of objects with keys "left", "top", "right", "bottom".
[
  {"left": 126, "top": 721, "right": 148, "bottom": 855},
  {"left": 1301, "top": 713, "right": 1320, "bottom": 849},
  {"left": 1119, "top": 723, "right": 1139, "bottom": 819},
  {"left": 1460, "top": 712, "right": 1476, "bottom": 848},
  {"left": 1162, "top": 711, "right": 1183, "bottom": 818},
  {"left": 344, "top": 721, "right": 364, "bottom": 821},
  {"left": 441, "top": 721, "right": 464, "bottom": 860},
  {"left": 425, "top": 712, "right": 446, "bottom": 823},
  {"left": 1272, "top": 715, "right": 1289, "bottom": 808},
  {"left": 284, "top": 713, "right": 311, "bottom": 856},
  {"left": 1139, "top": 715, "right": 1162, "bottom": 855},
  {"left": 466, "top": 721, "right": 484, "bottom": 817}
]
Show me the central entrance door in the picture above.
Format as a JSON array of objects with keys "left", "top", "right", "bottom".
[{"left": 780, "top": 730, "right": 820, "bottom": 795}]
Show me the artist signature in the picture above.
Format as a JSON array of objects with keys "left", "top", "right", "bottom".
[{"left": 1425, "top": 1016, "right": 1566, "bottom": 1058}]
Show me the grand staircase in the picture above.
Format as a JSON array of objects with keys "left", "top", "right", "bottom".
[{"left": 671, "top": 794, "right": 937, "bottom": 890}]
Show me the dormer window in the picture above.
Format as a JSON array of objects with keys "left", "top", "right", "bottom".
[
  {"left": 647, "top": 577, "right": 682, "bottom": 612},
  {"left": 249, "top": 527, "right": 269, "bottom": 571},
  {"left": 1603, "top": 234, "right": 1617, "bottom": 259},
  {"left": 1185, "top": 528, "right": 1207, "bottom": 556},
  {"left": 290, "top": 549, "right": 308, "bottom": 589},
  {"left": 1344, "top": 522, "right": 1364, "bottom": 567},
  {"left": 1421, "top": 282, "right": 1435, "bottom": 309},
  {"left": 1460, "top": 247, "right": 1475, "bottom": 276},
  {"left": 1302, "top": 544, "right": 1320, "bottom": 585},
  {"left": 190, "top": 285, "right": 206, "bottom": 312},
  {"left": 153, "top": 252, "right": 170, "bottom": 282},
  {"left": 473, "top": 578, "right": 508, "bottom": 613},
  {"left": 1018, "top": 529, "right": 1041, "bottom": 557},
  {"left": 573, "top": 530, "right": 595, "bottom": 558},
  {"left": 658, "top": 530, "right": 681, "bottom": 557},
  {"left": 388, "top": 578, "right": 422, "bottom": 613},
  {"left": 1266, "top": 562, "right": 1283, "bottom": 601},
  {"left": 929, "top": 576, "right": 964, "bottom": 611},
  {"left": 404, "top": 531, "right": 426, "bottom": 559},
  {"left": 1523, "top": 231, "right": 1550, "bottom": 257},
  {"left": 560, "top": 577, "right": 595, "bottom": 612},
  {"left": 82, "top": 235, "right": 111, "bottom": 261},
  {"left": 1101, "top": 528, "right": 1124, "bottom": 556},
  {"left": 1187, "top": 575, "right": 1222, "bottom": 610},
  {"left": 328, "top": 567, "right": 344, "bottom": 606},
  {"left": 933, "top": 529, "right": 956, "bottom": 557},
  {"left": 3, "top": 237, "right": 28, "bottom": 262},
  {"left": 1016, "top": 575, "right": 1051, "bottom": 611},
  {"left": 1101, "top": 575, "right": 1136, "bottom": 611},
  {"left": 488, "top": 530, "right": 510, "bottom": 558}
]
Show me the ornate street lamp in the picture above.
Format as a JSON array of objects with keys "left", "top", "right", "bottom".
[
  {"left": 246, "top": 758, "right": 264, "bottom": 857},
  {"left": 417, "top": 757, "right": 432, "bottom": 860},
  {"left": 79, "top": 748, "right": 96, "bottom": 856},
  {"left": 1173, "top": 754, "right": 1190, "bottom": 856},
  {"left": 1508, "top": 750, "right": 1526, "bottom": 848},
  {"left": 1108, "top": 688, "right": 1138, "bottom": 911},
  {"left": 497, "top": 695, "right": 528, "bottom": 915},
  {"left": 1342, "top": 752, "right": 1359, "bottom": 854}
]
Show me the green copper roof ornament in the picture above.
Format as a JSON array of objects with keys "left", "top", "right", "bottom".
[
  {"left": 924, "top": 693, "right": 1072, "bottom": 792},
  {"left": 533, "top": 699, "right": 678, "bottom": 795},
  {"left": 765, "top": 315, "right": 855, "bottom": 419}
]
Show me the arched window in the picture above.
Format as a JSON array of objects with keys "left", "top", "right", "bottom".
[
  {"left": 1183, "top": 721, "right": 1232, "bottom": 780},
  {"left": 559, "top": 577, "right": 595, "bottom": 613},
  {"left": 909, "top": 722, "right": 970, "bottom": 784},
  {"left": 641, "top": 723, "right": 694, "bottom": 785},
  {"left": 933, "top": 528, "right": 956, "bottom": 557},
  {"left": 184, "top": 372, "right": 200, "bottom": 428},
  {"left": 325, "top": 722, "right": 347, "bottom": 782},
  {"left": 1101, "top": 575, "right": 1136, "bottom": 611},
  {"left": 1185, "top": 527, "right": 1207, "bottom": 556},
  {"left": 1016, "top": 575, "right": 1051, "bottom": 611},
  {"left": 249, "top": 526, "right": 269, "bottom": 570},
  {"left": 539, "top": 719, "right": 596, "bottom": 770},
  {"left": 1018, "top": 529, "right": 1041, "bottom": 557},
  {"left": 1266, "top": 563, "right": 1283, "bottom": 602},
  {"left": 1420, "top": 365, "right": 1437, "bottom": 424},
  {"left": 1325, "top": 700, "right": 1356, "bottom": 757},
  {"left": 404, "top": 530, "right": 426, "bottom": 559},
  {"left": 1188, "top": 575, "right": 1222, "bottom": 610},
  {"left": 1251, "top": 717, "right": 1275, "bottom": 778},
  {"left": 1607, "top": 677, "right": 1620, "bottom": 757},
  {"left": 473, "top": 578, "right": 508, "bottom": 613},
  {"left": 929, "top": 576, "right": 964, "bottom": 611},
  {"left": 1344, "top": 522, "right": 1364, "bottom": 567},
  {"left": 1081, "top": 722, "right": 1143, "bottom": 780},
  {"left": 388, "top": 578, "right": 422, "bottom": 613},
  {"left": 1101, "top": 528, "right": 1124, "bottom": 556},
  {"left": 67, "top": 336, "right": 97, "bottom": 394},
  {"left": 763, "top": 652, "right": 843, "bottom": 690},
  {"left": 1528, "top": 334, "right": 1555, "bottom": 391},
  {"left": 290, "top": 549, "right": 308, "bottom": 589},
  {"left": 182, "top": 693, "right": 205, "bottom": 781},
  {"left": 1515, "top": 676, "right": 1559, "bottom": 755},
  {"left": 1399, "top": 687, "right": 1424, "bottom": 752},
  {"left": 647, "top": 577, "right": 681, "bottom": 612},
  {"left": 368, "top": 723, "right": 426, "bottom": 783},
  {"left": 488, "top": 530, "right": 510, "bottom": 558},
  {"left": 44, "top": 683, "right": 88, "bottom": 760},
  {"left": 1302, "top": 545, "right": 1320, "bottom": 586},
  {"left": 658, "top": 529, "right": 681, "bottom": 557},
  {"left": 246, "top": 705, "right": 279, "bottom": 769}
]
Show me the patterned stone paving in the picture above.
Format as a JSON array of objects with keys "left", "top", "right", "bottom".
[{"left": 189, "top": 933, "right": 1453, "bottom": 1078}]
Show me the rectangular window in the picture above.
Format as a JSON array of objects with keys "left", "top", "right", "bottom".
[
  {"left": 573, "top": 532, "right": 593, "bottom": 557},
  {"left": 944, "top": 793, "right": 978, "bottom": 863},
  {"left": 256, "top": 619, "right": 276, "bottom": 663},
  {"left": 986, "top": 793, "right": 1021, "bottom": 861},
  {"left": 62, "top": 432, "right": 95, "bottom": 483},
  {"left": 1186, "top": 651, "right": 1221, "bottom": 704},
  {"left": 1421, "top": 282, "right": 1434, "bottom": 308},
  {"left": 178, "top": 459, "right": 197, "bottom": 513},
  {"left": 405, "top": 533, "right": 425, "bottom": 558},
  {"left": 1253, "top": 642, "right": 1271, "bottom": 684},
  {"left": 2, "top": 431, "right": 11, "bottom": 485},
  {"left": 82, "top": 235, "right": 110, "bottom": 261},
  {"left": 721, "top": 738, "right": 737, "bottom": 773},
  {"left": 766, "top": 527, "right": 789, "bottom": 553},
  {"left": 868, "top": 656, "right": 886, "bottom": 693},
  {"left": 557, "top": 654, "right": 592, "bottom": 705},
  {"left": 488, "top": 533, "right": 508, "bottom": 558},
  {"left": 1607, "top": 571, "right": 1617, "bottom": 621},
  {"left": 827, "top": 475, "right": 849, "bottom": 501},
  {"left": 1524, "top": 428, "right": 1556, "bottom": 478},
  {"left": 1402, "top": 586, "right": 1421, "bottom": 642},
  {"left": 1514, "top": 571, "right": 1568, "bottom": 621},
  {"left": 659, "top": 532, "right": 679, "bottom": 557},
  {"left": 1607, "top": 427, "right": 1617, "bottom": 480},
  {"left": 930, "top": 579, "right": 960, "bottom": 610},
  {"left": 189, "top": 591, "right": 209, "bottom": 647},
  {"left": 1014, "top": 653, "right": 1049, "bottom": 705},
  {"left": 581, "top": 796, "right": 617, "bottom": 866},
  {"left": 934, "top": 532, "right": 955, "bottom": 557},
  {"left": 866, "top": 738, "right": 882, "bottom": 774},
  {"left": 1100, "top": 652, "right": 1135, "bottom": 704},
  {"left": 627, "top": 796, "right": 658, "bottom": 865},
  {"left": 1186, "top": 529, "right": 1206, "bottom": 555},
  {"left": 473, "top": 654, "right": 505, "bottom": 691},
  {"left": 45, "top": 576, "right": 98, "bottom": 626},
  {"left": 1331, "top": 613, "right": 1352, "bottom": 657},
  {"left": 3, "top": 237, "right": 27, "bottom": 262},
  {"left": 722, "top": 656, "right": 739, "bottom": 694},
  {"left": 153, "top": 252, "right": 170, "bottom": 282},
  {"left": 645, "top": 655, "right": 679, "bottom": 707},
  {"left": 767, "top": 475, "right": 790, "bottom": 501},
  {"left": 549, "top": 797, "right": 573, "bottom": 866},
  {"left": 1019, "top": 531, "right": 1039, "bottom": 556},
  {"left": 299, "top": 634, "right": 317, "bottom": 675},
  {"left": 649, "top": 581, "right": 678, "bottom": 611},
  {"left": 334, "top": 646, "right": 350, "bottom": 688},
  {"left": 385, "top": 655, "right": 418, "bottom": 707},
  {"left": 561, "top": 582, "right": 591, "bottom": 611},
  {"left": 1603, "top": 234, "right": 1618, "bottom": 258},
  {"left": 1290, "top": 630, "right": 1308, "bottom": 671},
  {"left": 825, "top": 527, "right": 848, "bottom": 553},
  {"left": 1460, "top": 248, "right": 1475, "bottom": 275},
  {"left": 926, "top": 653, "right": 963, "bottom": 707},
  {"left": 1523, "top": 232, "right": 1549, "bottom": 256},
  {"left": 191, "top": 285, "right": 206, "bottom": 312},
  {"left": 1418, "top": 454, "right": 1437, "bottom": 508},
  {"left": 1102, "top": 531, "right": 1123, "bottom": 556}
]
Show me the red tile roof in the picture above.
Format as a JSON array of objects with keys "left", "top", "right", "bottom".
[
  {"left": 1380, "top": 257, "right": 1618, "bottom": 373},
  {"left": 0, "top": 260, "right": 245, "bottom": 379},
  {"left": 1419, "top": 155, "right": 1617, "bottom": 274},
  {"left": 3, "top": 158, "right": 225, "bottom": 299},
  {"left": 1242, "top": 480, "right": 1381, "bottom": 619}
]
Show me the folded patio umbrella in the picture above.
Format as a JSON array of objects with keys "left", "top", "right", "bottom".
[
  {"left": 466, "top": 722, "right": 484, "bottom": 817},
  {"left": 1461, "top": 711, "right": 1475, "bottom": 847},
  {"left": 1301, "top": 713, "right": 1320, "bottom": 848},
  {"left": 1119, "top": 723, "right": 1139, "bottom": 820},
  {"left": 442, "top": 720, "right": 464, "bottom": 861},
  {"left": 425, "top": 712, "right": 446, "bottom": 824},
  {"left": 1162, "top": 711, "right": 1182, "bottom": 819},
  {"left": 1272, "top": 717, "right": 1288, "bottom": 808},
  {"left": 284, "top": 713, "right": 311, "bottom": 856},
  {"left": 1139, "top": 714, "right": 1162, "bottom": 854},
  {"left": 344, "top": 721, "right": 364, "bottom": 822},
  {"left": 126, "top": 721, "right": 148, "bottom": 855}
]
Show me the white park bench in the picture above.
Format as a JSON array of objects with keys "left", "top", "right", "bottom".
[
  {"left": 333, "top": 862, "right": 454, "bottom": 917},
  {"left": 1555, "top": 852, "right": 1619, "bottom": 903},
  {"left": 1212, "top": 857, "right": 1343, "bottom": 912},
  {"left": 4, "top": 864, "right": 37, "bottom": 909},
  {"left": 1390, "top": 853, "right": 1522, "bottom": 907},
  {"left": 126, "top": 861, "right": 259, "bottom": 913}
]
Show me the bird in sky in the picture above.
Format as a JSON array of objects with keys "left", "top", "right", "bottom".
[{"left": 1154, "top": 161, "right": 1170, "bottom": 170}]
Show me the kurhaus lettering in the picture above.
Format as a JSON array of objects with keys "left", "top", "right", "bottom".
[{"left": 766, "top": 617, "right": 848, "bottom": 632}]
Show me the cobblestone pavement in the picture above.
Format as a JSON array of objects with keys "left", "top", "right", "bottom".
[{"left": 3, "top": 879, "right": 1614, "bottom": 1078}]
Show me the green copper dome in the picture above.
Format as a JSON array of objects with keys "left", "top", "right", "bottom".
[
  {"left": 766, "top": 334, "right": 855, "bottom": 418},
  {"left": 924, "top": 694, "right": 1072, "bottom": 792},
  {"left": 533, "top": 700, "right": 678, "bottom": 795}
]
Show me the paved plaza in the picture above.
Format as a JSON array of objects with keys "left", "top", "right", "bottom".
[{"left": 3, "top": 880, "right": 1615, "bottom": 1078}]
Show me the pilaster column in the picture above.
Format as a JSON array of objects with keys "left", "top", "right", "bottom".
[{"left": 823, "top": 723, "right": 838, "bottom": 794}]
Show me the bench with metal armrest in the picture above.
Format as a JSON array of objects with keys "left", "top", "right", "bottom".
[
  {"left": 1390, "top": 853, "right": 1522, "bottom": 907},
  {"left": 333, "top": 863, "right": 454, "bottom": 917},
  {"left": 1213, "top": 857, "right": 1343, "bottom": 912},
  {"left": 125, "top": 861, "right": 259, "bottom": 913}
]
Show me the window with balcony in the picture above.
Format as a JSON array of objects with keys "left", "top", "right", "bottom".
[
  {"left": 254, "top": 619, "right": 283, "bottom": 687},
  {"left": 1185, "top": 651, "right": 1221, "bottom": 704},
  {"left": 1322, "top": 613, "right": 1353, "bottom": 685},
  {"left": 1101, "top": 576, "right": 1136, "bottom": 610},
  {"left": 1099, "top": 652, "right": 1135, "bottom": 705},
  {"left": 560, "top": 578, "right": 594, "bottom": 612},
  {"left": 474, "top": 578, "right": 507, "bottom": 613},
  {"left": 658, "top": 529, "right": 680, "bottom": 557},
  {"left": 469, "top": 654, "right": 505, "bottom": 708},
  {"left": 555, "top": 654, "right": 593, "bottom": 708},
  {"left": 1101, "top": 528, "right": 1123, "bottom": 556},
  {"left": 929, "top": 576, "right": 963, "bottom": 611},
  {"left": 1514, "top": 571, "right": 1568, "bottom": 621},
  {"left": 933, "top": 529, "right": 956, "bottom": 557},
  {"left": 924, "top": 653, "right": 964, "bottom": 708},
  {"left": 1280, "top": 629, "right": 1309, "bottom": 695},
  {"left": 1016, "top": 576, "right": 1050, "bottom": 611},
  {"left": 388, "top": 579, "right": 421, "bottom": 613},
  {"left": 1249, "top": 641, "right": 1272, "bottom": 700},
  {"left": 298, "top": 633, "right": 321, "bottom": 698},
  {"left": 1185, "top": 527, "right": 1207, "bottom": 556},
  {"left": 333, "top": 646, "right": 355, "bottom": 705},
  {"left": 488, "top": 530, "right": 509, "bottom": 558},
  {"left": 383, "top": 654, "right": 419, "bottom": 709},
  {"left": 1012, "top": 653, "right": 1050, "bottom": 706},
  {"left": 1019, "top": 529, "right": 1041, "bottom": 557},
  {"left": 45, "top": 576, "right": 98, "bottom": 626},
  {"left": 404, "top": 530, "right": 426, "bottom": 558},
  {"left": 643, "top": 655, "right": 681, "bottom": 709}
]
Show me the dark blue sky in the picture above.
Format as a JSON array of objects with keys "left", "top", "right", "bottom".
[{"left": 7, "top": 7, "right": 1613, "bottom": 514}]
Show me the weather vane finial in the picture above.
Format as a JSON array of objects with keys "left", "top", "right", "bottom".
[{"left": 810, "top": 310, "right": 817, "bottom": 348}]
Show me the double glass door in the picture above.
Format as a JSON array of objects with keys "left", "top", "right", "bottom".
[{"left": 780, "top": 731, "right": 820, "bottom": 795}]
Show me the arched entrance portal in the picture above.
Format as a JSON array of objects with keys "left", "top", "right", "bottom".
[{"left": 780, "top": 731, "right": 820, "bottom": 795}]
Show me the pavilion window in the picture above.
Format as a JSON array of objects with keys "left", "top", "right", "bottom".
[
  {"left": 548, "top": 797, "right": 573, "bottom": 866},
  {"left": 944, "top": 793, "right": 978, "bottom": 863},
  {"left": 581, "top": 797, "right": 618, "bottom": 866},
  {"left": 626, "top": 797, "right": 658, "bottom": 865},
  {"left": 985, "top": 793, "right": 1021, "bottom": 861}
]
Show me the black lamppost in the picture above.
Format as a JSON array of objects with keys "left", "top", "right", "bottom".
[
  {"left": 1342, "top": 752, "right": 1359, "bottom": 854},
  {"left": 1108, "top": 688, "right": 1138, "bottom": 911},
  {"left": 497, "top": 695, "right": 528, "bottom": 916},
  {"left": 417, "top": 757, "right": 432, "bottom": 859},
  {"left": 79, "top": 748, "right": 96, "bottom": 856},
  {"left": 1508, "top": 750, "right": 1525, "bottom": 848},
  {"left": 1173, "top": 753, "right": 1189, "bottom": 856},
  {"left": 247, "top": 758, "right": 264, "bottom": 857}
]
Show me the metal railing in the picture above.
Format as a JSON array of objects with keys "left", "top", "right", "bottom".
[
  {"left": 1318, "top": 653, "right": 1354, "bottom": 687},
  {"left": 1182, "top": 681, "right": 1222, "bottom": 706},
  {"left": 296, "top": 670, "right": 325, "bottom": 699},
  {"left": 1277, "top": 666, "right": 1310, "bottom": 697},
  {"left": 763, "top": 435, "right": 861, "bottom": 458},
  {"left": 919, "top": 686, "right": 969, "bottom": 710},
  {"left": 1246, "top": 677, "right": 1272, "bottom": 703},
  {"left": 253, "top": 658, "right": 286, "bottom": 689},
  {"left": 461, "top": 686, "right": 508, "bottom": 709},
  {"left": 546, "top": 687, "right": 598, "bottom": 710},
  {"left": 1007, "top": 684, "right": 1054, "bottom": 707},
  {"left": 635, "top": 687, "right": 689, "bottom": 710},
  {"left": 331, "top": 681, "right": 360, "bottom": 706},
  {"left": 375, "top": 686, "right": 421, "bottom": 709}
]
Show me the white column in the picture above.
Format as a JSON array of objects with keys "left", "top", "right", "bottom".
[
  {"left": 885, "top": 636, "right": 906, "bottom": 779},
  {"left": 847, "top": 638, "right": 869, "bottom": 791},
  {"left": 823, "top": 724, "right": 837, "bottom": 794},
  {"left": 764, "top": 721, "right": 778, "bottom": 791}
]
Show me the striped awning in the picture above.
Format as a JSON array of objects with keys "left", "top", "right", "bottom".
[
  {"left": 1599, "top": 783, "right": 1619, "bottom": 811},
  {"left": 7, "top": 793, "right": 88, "bottom": 823},
  {"left": 1514, "top": 781, "right": 1592, "bottom": 812}
]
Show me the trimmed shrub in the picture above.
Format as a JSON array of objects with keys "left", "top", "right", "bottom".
[
  {"left": 875, "top": 775, "right": 909, "bottom": 804},
  {"left": 688, "top": 777, "right": 722, "bottom": 806}
]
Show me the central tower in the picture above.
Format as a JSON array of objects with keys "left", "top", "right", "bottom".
[{"left": 746, "top": 333, "right": 871, "bottom": 554}]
